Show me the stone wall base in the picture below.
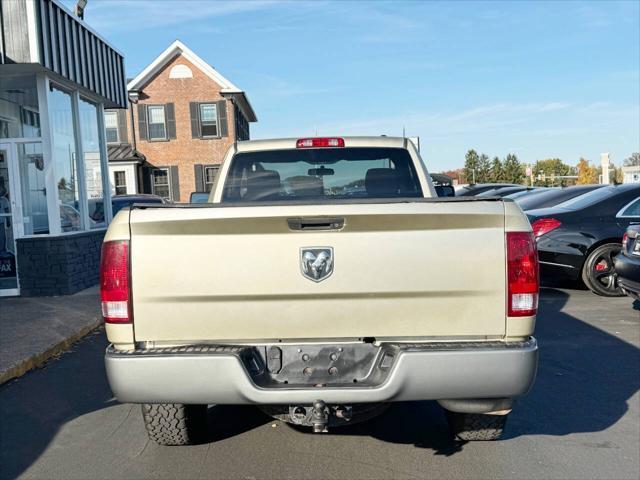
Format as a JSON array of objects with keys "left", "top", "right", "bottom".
[{"left": 16, "top": 230, "right": 105, "bottom": 297}]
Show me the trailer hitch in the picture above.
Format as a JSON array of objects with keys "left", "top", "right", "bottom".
[{"left": 311, "top": 400, "right": 329, "bottom": 433}]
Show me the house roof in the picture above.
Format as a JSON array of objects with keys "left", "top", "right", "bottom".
[
  {"left": 108, "top": 144, "right": 145, "bottom": 163},
  {"left": 127, "top": 40, "right": 257, "bottom": 122}
]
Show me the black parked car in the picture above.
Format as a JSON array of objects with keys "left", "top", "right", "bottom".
[
  {"left": 503, "top": 187, "right": 550, "bottom": 200},
  {"left": 456, "top": 183, "right": 518, "bottom": 196},
  {"left": 430, "top": 174, "right": 455, "bottom": 197},
  {"left": 516, "top": 184, "right": 605, "bottom": 211},
  {"left": 88, "top": 194, "right": 167, "bottom": 224},
  {"left": 112, "top": 194, "right": 167, "bottom": 216},
  {"left": 526, "top": 184, "right": 640, "bottom": 296},
  {"left": 614, "top": 225, "right": 640, "bottom": 300},
  {"left": 476, "top": 186, "right": 539, "bottom": 198}
]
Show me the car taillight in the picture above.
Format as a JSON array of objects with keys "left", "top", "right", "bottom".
[
  {"left": 100, "top": 240, "right": 131, "bottom": 324},
  {"left": 507, "top": 232, "right": 539, "bottom": 317},
  {"left": 531, "top": 218, "right": 561, "bottom": 238},
  {"left": 622, "top": 232, "right": 628, "bottom": 249},
  {"left": 296, "top": 137, "right": 345, "bottom": 148}
]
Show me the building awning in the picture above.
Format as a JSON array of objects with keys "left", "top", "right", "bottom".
[{"left": 107, "top": 144, "right": 145, "bottom": 163}]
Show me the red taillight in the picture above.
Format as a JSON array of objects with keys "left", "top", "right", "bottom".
[
  {"left": 100, "top": 240, "right": 131, "bottom": 324},
  {"left": 296, "top": 137, "right": 345, "bottom": 148},
  {"left": 531, "top": 218, "right": 561, "bottom": 238},
  {"left": 622, "top": 232, "right": 628, "bottom": 249},
  {"left": 507, "top": 232, "right": 539, "bottom": 317}
]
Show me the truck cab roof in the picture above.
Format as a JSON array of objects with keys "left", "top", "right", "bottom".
[{"left": 236, "top": 136, "right": 412, "bottom": 153}]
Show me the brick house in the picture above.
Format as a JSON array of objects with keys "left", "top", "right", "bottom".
[{"left": 105, "top": 41, "right": 257, "bottom": 202}]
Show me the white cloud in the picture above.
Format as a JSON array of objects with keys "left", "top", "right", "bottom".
[
  {"left": 253, "top": 101, "right": 639, "bottom": 170},
  {"left": 249, "top": 74, "right": 332, "bottom": 98},
  {"left": 290, "top": 102, "right": 573, "bottom": 138}
]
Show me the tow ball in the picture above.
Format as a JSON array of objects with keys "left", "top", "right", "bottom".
[
  {"left": 289, "top": 400, "right": 353, "bottom": 433},
  {"left": 311, "top": 400, "right": 329, "bottom": 433}
]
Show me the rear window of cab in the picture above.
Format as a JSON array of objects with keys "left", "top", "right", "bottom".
[{"left": 222, "top": 147, "right": 423, "bottom": 202}]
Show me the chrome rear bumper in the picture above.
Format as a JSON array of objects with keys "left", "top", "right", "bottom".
[{"left": 105, "top": 338, "right": 538, "bottom": 405}]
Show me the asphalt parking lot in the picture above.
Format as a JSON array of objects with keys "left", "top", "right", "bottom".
[{"left": 1, "top": 288, "right": 638, "bottom": 480}]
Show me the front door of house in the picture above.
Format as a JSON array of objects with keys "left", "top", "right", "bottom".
[{"left": 0, "top": 143, "right": 19, "bottom": 296}]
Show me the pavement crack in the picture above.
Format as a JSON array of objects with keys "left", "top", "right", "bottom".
[
  {"left": 133, "top": 438, "right": 151, "bottom": 458},
  {"left": 109, "top": 404, "right": 134, "bottom": 439}
]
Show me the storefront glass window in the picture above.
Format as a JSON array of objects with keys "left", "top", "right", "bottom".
[
  {"left": 18, "top": 143, "right": 48, "bottom": 235},
  {"left": 49, "top": 85, "right": 80, "bottom": 232},
  {"left": 0, "top": 74, "right": 40, "bottom": 139},
  {"left": 0, "top": 145, "right": 17, "bottom": 290},
  {"left": 79, "top": 98, "right": 106, "bottom": 229}
]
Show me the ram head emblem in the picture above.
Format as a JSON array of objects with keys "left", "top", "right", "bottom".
[{"left": 300, "top": 248, "right": 334, "bottom": 282}]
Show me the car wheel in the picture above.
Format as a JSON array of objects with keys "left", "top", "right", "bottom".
[
  {"left": 581, "top": 243, "right": 624, "bottom": 297},
  {"left": 141, "top": 403, "right": 208, "bottom": 446},
  {"left": 445, "top": 410, "right": 508, "bottom": 441}
]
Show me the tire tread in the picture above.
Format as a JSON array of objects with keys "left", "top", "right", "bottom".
[
  {"left": 142, "top": 403, "right": 206, "bottom": 446},
  {"left": 446, "top": 411, "right": 507, "bottom": 441}
]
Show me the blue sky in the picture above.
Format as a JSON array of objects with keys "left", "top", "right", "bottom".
[{"left": 65, "top": 0, "right": 639, "bottom": 172}]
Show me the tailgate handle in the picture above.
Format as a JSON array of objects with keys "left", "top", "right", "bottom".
[{"left": 288, "top": 217, "right": 344, "bottom": 231}]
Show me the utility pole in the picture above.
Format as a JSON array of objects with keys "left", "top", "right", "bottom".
[{"left": 601, "top": 153, "right": 610, "bottom": 184}]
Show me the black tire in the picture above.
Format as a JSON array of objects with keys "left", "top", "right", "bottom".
[
  {"left": 581, "top": 243, "right": 624, "bottom": 297},
  {"left": 141, "top": 403, "right": 208, "bottom": 446},
  {"left": 445, "top": 411, "right": 508, "bottom": 441}
]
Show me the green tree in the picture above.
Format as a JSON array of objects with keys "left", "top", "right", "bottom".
[
  {"left": 476, "top": 154, "right": 491, "bottom": 183},
  {"left": 490, "top": 156, "right": 504, "bottom": 182},
  {"left": 532, "top": 158, "right": 572, "bottom": 186},
  {"left": 463, "top": 149, "right": 479, "bottom": 184},
  {"left": 503, "top": 153, "right": 524, "bottom": 184}
]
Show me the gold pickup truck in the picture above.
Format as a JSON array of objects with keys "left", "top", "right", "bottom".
[{"left": 101, "top": 136, "right": 538, "bottom": 445}]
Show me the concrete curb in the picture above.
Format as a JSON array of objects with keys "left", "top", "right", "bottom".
[{"left": 0, "top": 319, "right": 103, "bottom": 386}]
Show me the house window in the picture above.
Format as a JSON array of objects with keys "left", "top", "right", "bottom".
[
  {"left": 204, "top": 166, "right": 218, "bottom": 192},
  {"left": 114, "top": 171, "right": 127, "bottom": 195},
  {"left": 199, "top": 103, "right": 218, "bottom": 137},
  {"left": 152, "top": 168, "right": 171, "bottom": 199},
  {"left": 104, "top": 111, "right": 119, "bottom": 143},
  {"left": 234, "top": 106, "right": 249, "bottom": 141},
  {"left": 148, "top": 105, "right": 167, "bottom": 140}
]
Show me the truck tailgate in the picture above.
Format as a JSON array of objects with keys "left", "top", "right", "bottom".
[{"left": 129, "top": 201, "right": 507, "bottom": 342}]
